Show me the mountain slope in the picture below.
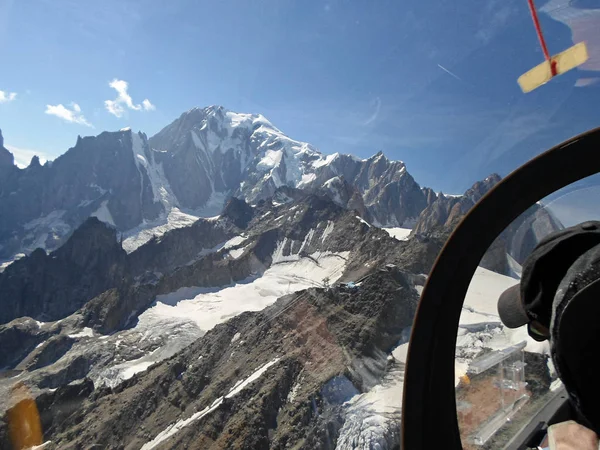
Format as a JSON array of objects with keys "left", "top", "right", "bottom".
[{"left": 38, "top": 267, "right": 419, "bottom": 450}]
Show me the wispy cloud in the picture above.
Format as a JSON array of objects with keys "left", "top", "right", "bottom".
[
  {"left": 437, "top": 64, "right": 462, "bottom": 81},
  {"left": 0, "top": 90, "right": 17, "bottom": 103},
  {"left": 363, "top": 97, "right": 381, "bottom": 125},
  {"left": 45, "top": 103, "right": 93, "bottom": 127},
  {"left": 142, "top": 98, "right": 156, "bottom": 111},
  {"left": 105, "top": 79, "right": 155, "bottom": 118},
  {"left": 5, "top": 144, "right": 51, "bottom": 168}
]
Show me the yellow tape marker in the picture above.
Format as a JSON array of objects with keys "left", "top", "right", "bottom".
[{"left": 518, "top": 42, "right": 589, "bottom": 93}]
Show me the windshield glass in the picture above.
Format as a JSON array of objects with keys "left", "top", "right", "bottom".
[{"left": 0, "top": 1, "right": 598, "bottom": 449}]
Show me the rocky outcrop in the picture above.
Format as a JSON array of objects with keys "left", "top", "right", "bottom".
[
  {"left": 127, "top": 217, "right": 238, "bottom": 277},
  {"left": 0, "top": 217, "right": 128, "bottom": 323},
  {"left": 221, "top": 197, "right": 254, "bottom": 229},
  {"left": 15, "top": 335, "right": 75, "bottom": 372},
  {"left": 304, "top": 152, "right": 430, "bottom": 227},
  {"left": 317, "top": 176, "right": 372, "bottom": 222},
  {"left": 0, "top": 130, "right": 164, "bottom": 259},
  {"left": 412, "top": 174, "right": 502, "bottom": 235},
  {"left": 35, "top": 378, "right": 95, "bottom": 441},
  {"left": 0, "top": 318, "right": 52, "bottom": 369}
]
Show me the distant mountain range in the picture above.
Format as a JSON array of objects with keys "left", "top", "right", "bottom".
[{"left": 1, "top": 105, "right": 451, "bottom": 260}]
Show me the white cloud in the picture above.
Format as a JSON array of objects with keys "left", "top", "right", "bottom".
[
  {"left": 142, "top": 98, "right": 155, "bottom": 111},
  {"left": 5, "top": 144, "right": 51, "bottom": 169},
  {"left": 0, "top": 91, "right": 17, "bottom": 103},
  {"left": 104, "top": 79, "right": 155, "bottom": 117},
  {"left": 45, "top": 103, "right": 93, "bottom": 127}
]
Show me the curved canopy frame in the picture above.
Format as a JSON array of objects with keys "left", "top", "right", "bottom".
[{"left": 402, "top": 127, "right": 600, "bottom": 449}]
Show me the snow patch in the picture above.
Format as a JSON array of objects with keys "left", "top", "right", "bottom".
[
  {"left": 312, "top": 152, "right": 338, "bottom": 168},
  {"left": 321, "top": 221, "right": 334, "bottom": 243},
  {"left": 356, "top": 216, "right": 371, "bottom": 227},
  {"left": 298, "top": 229, "right": 315, "bottom": 253},
  {"left": 223, "top": 235, "right": 247, "bottom": 249},
  {"left": 391, "top": 343, "right": 409, "bottom": 364},
  {"left": 97, "top": 358, "right": 158, "bottom": 388},
  {"left": 257, "top": 149, "right": 283, "bottom": 170},
  {"left": 21, "top": 210, "right": 71, "bottom": 254},
  {"left": 68, "top": 327, "right": 94, "bottom": 339},
  {"left": 227, "top": 358, "right": 280, "bottom": 397},
  {"left": 228, "top": 247, "right": 247, "bottom": 259},
  {"left": 30, "top": 442, "right": 52, "bottom": 450},
  {"left": 139, "top": 250, "right": 348, "bottom": 333},
  {"left": 383, "top": 227, "right": 411, "bottom": 241},
  {"left": 121, "top": 208, "right": 200, "bottom": 252},
  {"left": 132, "top": 131, "right": 178, "bottom": 208},
  {"left": 336, "top": 356, "right": 404, "bottom": 449},
  {"left": 288, "top": 381, "right": 302, "bottom": 403},
  {"left": 231, "top": 332, "right": 241, "bottom": 343},
  {"left": 24, "top": 210, "right": 66, "bottom": 231},
  {"left": 0, "top": 253, "right": 24, "bottom": 272},
  {"left": 91, "top": 200, "right": 115, "bottom": 227},
  {"left": 226, "top": 111, "right": 254, "bottom": 128},
  {"left": 298, "top": 172, "right": 316, "bottom": 186}
]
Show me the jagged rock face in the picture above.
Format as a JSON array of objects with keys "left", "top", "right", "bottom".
[
  {"left": 464, "top": 173, "right": 502, "bottom": 203},
  {"left": 128, "top": 217, "right": 239, "bottom": 277},
  {"left": 412, "top": 174, "right": 503, "bottom": 235},
  {"left": 304, "top": 152, "right": 429, "bottom": 226},
  {"left": 0, "top": 318, "right": 51, "bottom": 369},
  {"left": 0, "top": 130, "right": 18, "bottom": 209},
  {"left": 317, "top": 176, "right": 372, "bottom": 221},
  {"left": 35, "top": 379, "right": 94, "bottom": 441},
  {"left": 0, "top": 130, "right": 164, "bottom": 259},
  {"left": 411, "top": 173, "right": 563, "bottom": 275},
  {"left": 0, "top": 218, "right": 128, "bottom": 323},
  {"left": 221, "top": 197, "right": 255, "bottom": 229}
]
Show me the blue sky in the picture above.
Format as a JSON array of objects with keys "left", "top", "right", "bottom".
[{"left": 1, "top": 0, "right": 600, "bottom": 193}]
